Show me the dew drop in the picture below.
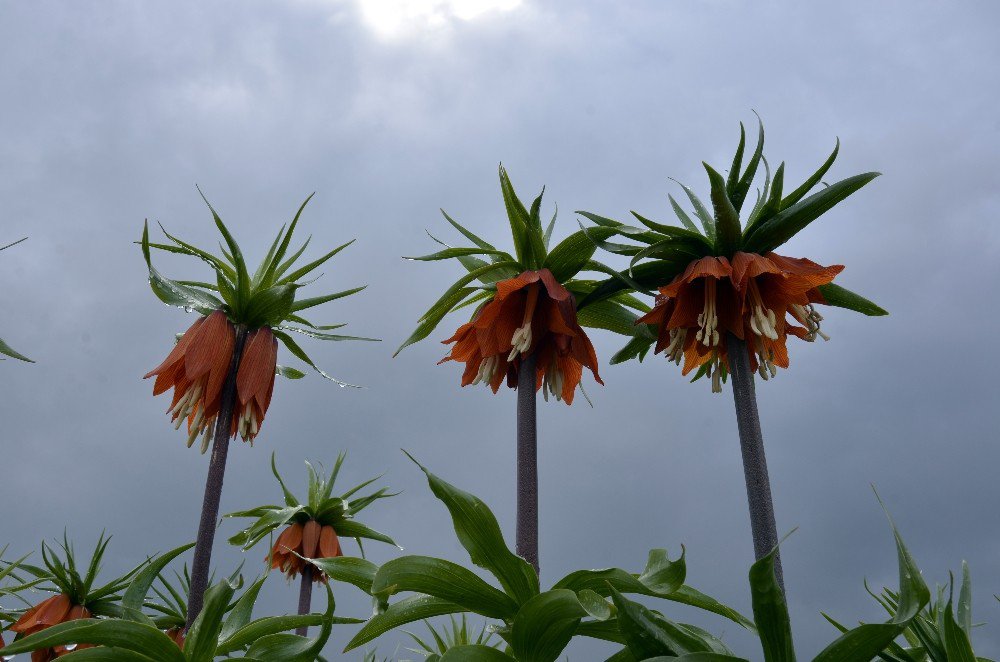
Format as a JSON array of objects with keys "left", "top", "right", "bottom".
[{"left": 64, "top": 644, "right": 78, "bottom": 651}]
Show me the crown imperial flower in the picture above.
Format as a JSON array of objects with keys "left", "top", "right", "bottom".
[
  {"left": 397, "top": 167, "right": 645, "bottom": 404},
  {"left": 140, "top": 191, "right": 377, "bottom": 448},
  {"left": 580, "top": 119, "right": 887, "bottom": 391}
]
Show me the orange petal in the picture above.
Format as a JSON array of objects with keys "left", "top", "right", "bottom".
[
  {"left": 184, "top": 311, "right": 232, "bottom": 380},
  {"left": 236, "top": 327, "right": 277, "bottom": 406},
  {"left": 318, "top": 525, "right": 342, "bottom": 559},
  {"left": 301, "top": 520, "right": 321, "bottom": 558},
  {"left": 537, "top": 269, "right": 571, "bottom": 301},
  {"left": 144, "top": 316, "right": 205, "bottom": 379},
  {"left": 495, "top": 271, "right": 540, "bottom": 300}
]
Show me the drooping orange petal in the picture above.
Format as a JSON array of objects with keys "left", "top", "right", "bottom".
[
  {"left": 537, "top": 269, "right": 571, "bottom": 301},
  {"left": 730, "top": 252, "right": 781, "bottom": 291},
  {"left": 301, "top": 520, "right": 321, "bottom": 558},
  {"left": 495, "top": 270, "right": 541, "bottom": 300},
  {"left": 10, "top": 595, "right": 72, "bottom": 633},
  {"left": 144, "top": 316, "right": 205, "bottom": 379},
  {"left": 184, "top": 311, "right": 232, "bottom": 380},
  {"left": 236, "top": 327, "right": 276, "bottom": 407},
  {"left": 318, "top": 525, "right": 342, "bottom": 559},
  {"left": 274, "top": 522, "right": 303, "bottom": 554}
]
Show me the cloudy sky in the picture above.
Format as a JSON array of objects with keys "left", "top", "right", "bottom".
[{"left": 2, "top": 0, "right": 999, "bottom": 658}]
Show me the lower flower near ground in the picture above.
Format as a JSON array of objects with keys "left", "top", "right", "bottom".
[
  {"left": 9, "top": 595, "right": 94, "bottom": 660},
  {"left": 440, "top": 268, "right": 602, "bottom": 404},
  {"left": 270, "top": 520, "right": 343, "bottom": 582},
  {"left": 637, "top": 251, "right": 842, "bottom": 391}
]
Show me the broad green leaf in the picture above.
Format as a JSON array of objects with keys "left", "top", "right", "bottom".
[
  {"left": 372, "top": 556, "right": 518, "bottom": 619},
  {"left": 306, "top": 556, "right": 379, "bottom": 595},
  {"left": 0, "top": 619, "right": 183, "bottom": 661},
  {"left": 748, "top": 547, "right": 795, "bottom": 662},
  {"left": 345, "top": 595, "right": 467, "bottom": 651},
  {"left": 609, "top": 586, "right": 714, "bottom": 658},
  {"left": 510, "top": 589, "right": 589, "bottom": 662},
  {"left": 726, "top": 122, "right": 747, "bottom": 196},
  {"left": 407, "top": 454, "right": 539, "bottom": 605},
  {"left": 742, "top": 172, "right": 880, "bottom": 254},
  {"left": 243, "top": 584, "right": 336, "bottom": 662},
  {"left": 218, "top": 574, "right": 268, "bottom": 644},
  {"left": 218, "top": 614, "right": 361, "bottom": 654},
  {"left": 61, "top": 648, "right": 159, "bottom": 661},
  {"left": 439, "top": 645, "right": 515, "bottom": 661},
  {"left": 815, "top": 283, "right": 887, "bottom": 316},
  {"left": 184, "top": 575, "right": 240, "bottom": 660}
]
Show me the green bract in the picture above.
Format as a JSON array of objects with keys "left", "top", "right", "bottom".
[
  {"left": 141, "top": 190, "right": 378, "bottom": 387},
  {"left": 826, "top": 559, "right": 988, "bottom": 661},
  {"left": 0, "top": 546, "right": 360, "bottom": 661},
  {"left": 4, "top": 532, "right": 148, "bottom": 619},
  {"left": 341, "top": 453, "right": 753, "bottom": 659},
  {"left": 604, "top": 494, "right": 937, "bottom": 662},
  {"left": 404, "top": 615, "right": 501, "bottom": 658},
  {"left": 0, "top": 237, "right": 33, "bottom": 362},
  {"left": 224, "top": 452, "right": 398, "bottom": 553},
  {"left": 577, "top": 118, "right": 889, "bottom": 364},
  {"left": 394, "top": 166, "right": 649, "bottom": 356}
]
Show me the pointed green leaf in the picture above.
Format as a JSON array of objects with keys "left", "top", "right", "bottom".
[
  {"left": 509, "top": 589, "right": 589, "bottom": 662},
  {"left": 742, "top": 173, "right": 880, "bottom": 253},
  {"left": 345, "top": 595, "right": 467, "bottom": 651},
  {"left": 815, "top": 283, "right": 887, "bottom": 316},
  {"left": 781, "top": 139, "right": 839, "bottom": 210},
  {"left": 406, "top": 454, "right": 539, "bottom": 605},
  {"left": 703, "top": 163, "right": 741, "bottom": 255},
  {"left": 371, "top": 556, "right": 518, "bottom": 619}
]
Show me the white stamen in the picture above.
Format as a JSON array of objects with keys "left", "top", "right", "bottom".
[{"left": 508, "top": 323, "right": 533, "bottom": 361}]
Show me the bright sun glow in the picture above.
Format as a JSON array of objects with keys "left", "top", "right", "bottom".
[{"left": 355, "top": 0, "right": 523, "bottom": 37}]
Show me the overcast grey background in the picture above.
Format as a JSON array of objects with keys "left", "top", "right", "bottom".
[{"left": 1, "top": 1, "right": 999, "bottom": 659}]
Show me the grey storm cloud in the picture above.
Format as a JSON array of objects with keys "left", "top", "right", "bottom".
[{"left": 1, "top": 0, "right": 999, "bottom": 658}]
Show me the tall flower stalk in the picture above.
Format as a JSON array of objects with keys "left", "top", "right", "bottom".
[
  {"left": 0, "top": 237, "right": 33, "bottom": 363},
  {"left": 395, "top": 167, "right": 644, "bottom": 575},
  {"left": 225, "top": 453, "right": 396, "bottom": 635},
  {"left": 580, "top": 120, "right": 887, "bottom": 591},
  {"left": 139, "top": 190, "right": 378, "bottom": 627}
]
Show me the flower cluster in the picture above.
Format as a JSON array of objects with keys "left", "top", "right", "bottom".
[
  {"left": 638, "top": 252, "right": 842, "bottom": 391},
  {"left": 441, "top": 269, "right": 602, "bottom": 404}
]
